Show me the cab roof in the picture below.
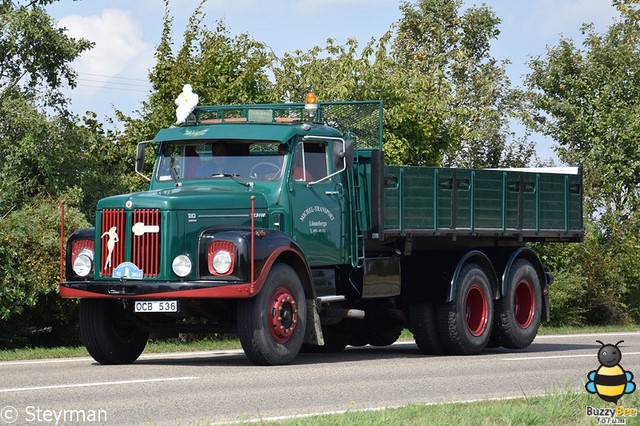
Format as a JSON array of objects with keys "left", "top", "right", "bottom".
[{"left": 153, "top": 121, "right": 342, "bottom": 143}]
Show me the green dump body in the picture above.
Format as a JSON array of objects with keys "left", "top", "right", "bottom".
[{"left": 381, "top": 166, "right": 582, "bottom": 241}]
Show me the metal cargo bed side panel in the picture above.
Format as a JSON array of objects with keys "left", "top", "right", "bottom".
[{"left": 382, "top": 166, "right": 583, "bottom": 242}]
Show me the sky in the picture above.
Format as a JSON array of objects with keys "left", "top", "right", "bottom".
[{"left": 47, "top": 0, "right": 620, "bottom": 161}]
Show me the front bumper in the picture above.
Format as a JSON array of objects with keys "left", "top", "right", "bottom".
[{"left": 60, "top": 279, "right": 259, "bottom": 299}]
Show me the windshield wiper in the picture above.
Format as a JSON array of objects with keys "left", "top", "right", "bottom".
[{"left": 212, "top": 172, "right": 252, "bottom": 188}]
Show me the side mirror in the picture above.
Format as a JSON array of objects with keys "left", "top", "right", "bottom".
[
  {"left": 135, "top": 142, "right": 146, "bottom": 174},
  {"left": 333, "top": 138, "right": 354, "bottom": 170},
  {"left": 135, "top": 141, "right": 151, "bottom": 181}
]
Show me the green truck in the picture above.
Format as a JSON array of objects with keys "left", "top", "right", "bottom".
[{"left": 61, "top": 95, "right": 583, "bottom": 365}]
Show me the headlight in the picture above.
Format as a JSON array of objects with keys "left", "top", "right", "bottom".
[
  {"left": 72, "top": 249, "right": 94, "bottom": 277},
  {"left": 172, "top": 255, "right": 192, "bottom": 277},
  {"left": 213, "top": 250, "right": 233, "bottom": 274},
  {"left": 208, "top": 241, "right": 235, "bottom": 276}
]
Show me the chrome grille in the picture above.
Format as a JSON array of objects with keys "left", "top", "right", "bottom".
[
  {"left": 100, "top": 209, "right": 125, "bottom": 276},
  {"left": 132, "top": 209, "right": 160, "bottom": 277},
  {"left": 99, "top": 208, "right": 161, "bottom": 278}
]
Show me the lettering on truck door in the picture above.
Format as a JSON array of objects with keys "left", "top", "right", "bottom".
[{"left": 289, "top": 141, "right": 344, "bottom": 266}]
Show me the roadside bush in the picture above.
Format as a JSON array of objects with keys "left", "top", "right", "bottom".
[
  {"left": 537, "top": 219, "right": 640, "bottom": 326},
  {"left": 0, "top": 196, "right": 89, "bottom": 348}
]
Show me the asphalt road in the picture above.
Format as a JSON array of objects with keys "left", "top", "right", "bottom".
[{"left": 1, "top": 331, "right": 639, "bottom": 425}]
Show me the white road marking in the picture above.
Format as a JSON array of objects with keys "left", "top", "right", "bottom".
[
  {"left": 534, "top": 331, "right": 640, "bottom": 339},
  {"left": 0, "top": 357, "right": 94, "bottom": 366},
  {"left": 0, "top": 350, "right": 243, "bottom": 366},
  {"left": 0, "top": 376, "right": 199, "bottom": 393},
  {"left": 502, "top": 352, "right": 640, "bottom": 361}
]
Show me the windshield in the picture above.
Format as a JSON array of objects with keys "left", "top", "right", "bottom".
[{"left": 156, "top": 140, "right": 287, "bottom": 182}]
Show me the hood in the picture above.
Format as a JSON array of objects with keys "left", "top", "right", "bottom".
[{"left": 97, "top": 186, "right": 269, "bottom": 211}]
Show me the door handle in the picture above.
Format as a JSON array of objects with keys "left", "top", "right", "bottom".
[{"left": 325, "top": 191, "right": 339, "bottom": 195}]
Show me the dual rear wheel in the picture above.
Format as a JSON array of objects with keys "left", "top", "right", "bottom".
[
  {"left": 492, "top": 259, "right": 542, "bottom": 349},
  {"left": 412, "top": 259, "right": 542, "bottom": 356}
]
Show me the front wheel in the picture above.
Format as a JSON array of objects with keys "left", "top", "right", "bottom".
[
  {"left": 437, "top": 263, "right": 493, "bottom": 355},
  {"left": 79, "top": 299, "right": 148, "bottom": 364},
  {"left": 237, "top": 263, "right": 306, "bottom": 365},
  {"left": 492, "top": 259, "right": 542, "bottom": 349}
]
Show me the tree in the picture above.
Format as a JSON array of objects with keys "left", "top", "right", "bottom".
[
  {"left": 116, "top": 0, "right": 274, "bottom": 170},
  {"left": 527, "top": 0, "right": 640, "bottom": 225},
  {"left": 526, "top": 0, "right": 640, "bottom": 326},
  {"left": 0, "top": 1, "right": 130, "bottom": 347},
  {"left": 0, "top": 0, "right": 106, "bottom": 218},
  {"left": 0, "top": 0, "right": 92, "bottom": 111},
  {"left": 0, "top": 95, "right": 131, "bottom": 222},
  {"left": 272, "top": 0, "right": 531, "bottom": 168}
]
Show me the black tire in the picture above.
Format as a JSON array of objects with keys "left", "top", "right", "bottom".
[
  {"left": 79, "top": 299, "right": 148, "bottom": 364},
  {"left": 237, "top": 263, "right": 306, "bottom": 365},
  {"left": 437, "top": 263, "right": 493, "bottom": 355},
  {"left": 348, "top": 327, "right": 369, "bottom": 347},
  {"left": 302, "top": 323, "right": 351, "bottom": 353},
  {"left": 410, "top": 303, "right": 446, "bottom": 355},
  {"left": 492, "top": 259, "right": 542, "bottom": 349},
  {"left": 367, "top": 324, "right": 403, "bottom": 347}
]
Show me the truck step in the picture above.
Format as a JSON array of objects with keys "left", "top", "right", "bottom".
[
  {"left": 346, "top": 309, "right": 365, "bottom": 319},
  {"left": 319, "top": 308, "right": 366, "bottom": 326},
  {"left": 317, "top": 295, "right": 346, "bottom": 303}
]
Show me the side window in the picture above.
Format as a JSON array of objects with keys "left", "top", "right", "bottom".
[{"left": 293, "top": 142, "right": 328, "bottom": 182}]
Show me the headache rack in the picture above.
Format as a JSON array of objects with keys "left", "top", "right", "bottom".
[{"left": 189, "top": 100, "right": 383, "bottom": 150}]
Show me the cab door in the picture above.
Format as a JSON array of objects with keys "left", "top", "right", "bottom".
[{"left": 288, "top": 139, "right": 347, "bottom": 266}]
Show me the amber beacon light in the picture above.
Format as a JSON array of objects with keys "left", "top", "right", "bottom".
[{"left": 304, "top": 92, "right": 318, "bottom": 119}]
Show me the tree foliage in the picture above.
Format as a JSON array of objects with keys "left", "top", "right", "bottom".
[
  {"left": 527, "top": 0, "right": 640, "bottom": 226},
  {"left": 0, "top": 197, "right": 88, "bottom": 347},
  {"left": 0, "top": 0, "right": 115, "bottom": 220},
  {"left": 0, "top": 0, "right": 92, "bottom": 110},
  {"left": 526, "top": 0, "right": 640, "bottom": 325},
  {"left": 6, "top": 0, "right": 639, "bottom": 348},
  {"left": 272, "top": 0, "right": 532, "bottom": 168},
  {"left": 0, "top": 95, "right": 131, "bottom": 222},
  {"left": 0, "top": 1, "right": 127, "bottom": 347},
  {"left": 116, "top": 0, "right": 274, "bottom": 168},
  {"left": 536, "top": 217, "right": 640, "bottom": 326}
]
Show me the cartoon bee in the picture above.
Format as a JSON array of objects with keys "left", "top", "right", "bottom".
[{"left": 586, "top": 340, "right": 636, "bottom": 404}]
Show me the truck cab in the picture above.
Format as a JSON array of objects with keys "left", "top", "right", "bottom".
[{"left": 62, "top": 96, "right": 367, "bottom": 365}]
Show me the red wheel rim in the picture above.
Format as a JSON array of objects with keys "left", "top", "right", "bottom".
[
  {"left": 465, "top": 284, "right": 488, "bottom": 337},
  {"left": 269, "top": 286, "right": 298, "bottom": 343},
  {"left": 514, "top": 279, "right": 535, "bottom": 329}
]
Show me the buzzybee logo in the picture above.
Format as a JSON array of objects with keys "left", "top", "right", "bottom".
[{"left": 585, "top": 340, "right": 636, "bottom": 404}]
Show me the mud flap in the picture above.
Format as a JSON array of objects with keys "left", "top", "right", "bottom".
[{"left": 304, "top": 298, "right": 325, "bottom": 345}]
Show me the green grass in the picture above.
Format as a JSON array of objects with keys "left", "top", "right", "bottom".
[
  {"left": 0, "top": 336, "right": 241, "bottom": 361},
  {"left": 394, "top": 324, "right": 640, "bottom": 342},
  {"left": 538, "top": 323, "right": 640, "bottom": 335},
  {"left": 1, "top": 325, "right": 638, "bottom": 362},
  {"left": 259, "top": 391, "right": 640, "bottom": 425}
]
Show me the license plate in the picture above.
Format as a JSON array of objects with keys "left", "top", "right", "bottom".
[{"left": 134, "top": 300, "right": 178, "bottom": 313}]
